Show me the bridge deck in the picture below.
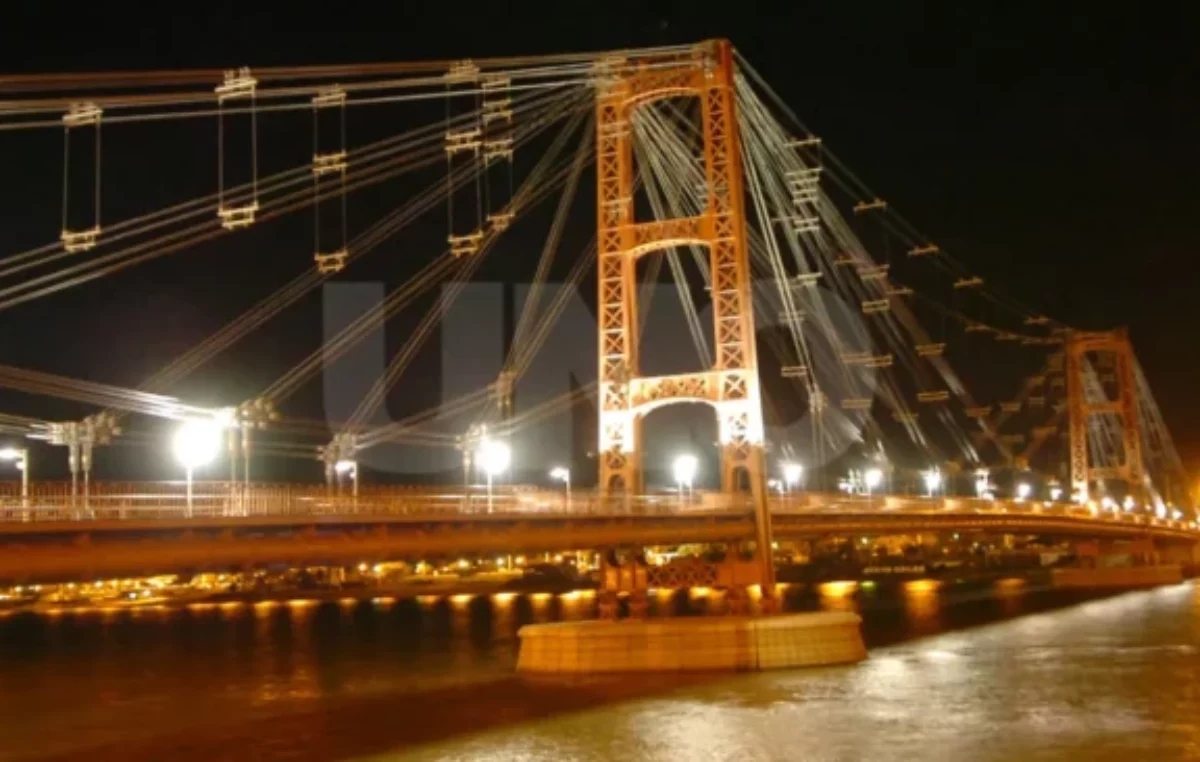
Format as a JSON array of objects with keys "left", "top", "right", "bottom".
[{"left": 0, "top": 486, "right": 1192, "bottom": 582}]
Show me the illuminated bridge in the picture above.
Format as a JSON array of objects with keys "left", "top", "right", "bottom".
[
  {"left": 0, "top": 483, "right": 1194, "bottom": 582},
  {"left": 0, "top": 41, "right": 1194, "bottom": 597}
]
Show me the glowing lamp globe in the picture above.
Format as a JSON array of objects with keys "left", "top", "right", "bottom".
[
  {"left": 864, "top": 468, "right": 883, "bottom": 490},
  {"left": 923, "top": 469, "right": 942, "bottom": 493},
  {"left": 476, "top": 439, "right": 511, "bottom": 477},
  {"left": 672, "top": 454, "right": 698, "bottom": 487},
  {"left": 172, "top": 419, "right": 222, "bottom": 470}
]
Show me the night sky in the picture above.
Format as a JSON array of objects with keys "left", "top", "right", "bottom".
[{"left": 0, "top": 3, "right": 1197, "bottom": 480}]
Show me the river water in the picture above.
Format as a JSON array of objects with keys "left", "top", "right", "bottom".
[{"left": 0, "top": 581, "right": 1197, "bottom": 761}]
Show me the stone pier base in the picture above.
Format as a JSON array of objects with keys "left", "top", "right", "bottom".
[{"left": 516, "top": 612, "right": 866, "bottom": 674}]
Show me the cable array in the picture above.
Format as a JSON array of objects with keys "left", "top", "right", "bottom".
[{"left": 0, "top": 42, "right": 1182, "bottom": 511}]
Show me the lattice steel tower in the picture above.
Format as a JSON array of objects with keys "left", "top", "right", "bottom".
[
  {"left": 594, "top": 40, "right": 773, "bottom": 586},
  {"left": 1065, "top": 328, "right": 1147, "bottom": 501}
]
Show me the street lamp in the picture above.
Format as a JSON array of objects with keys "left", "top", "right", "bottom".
[
  {"left": 782, "top": 462, "right": 803, "bottom": 493},
  {"left": 549, "top": 466, "right": 571, "bottom": 508},
  {"left": 476, "top": 438, "right": 511, "bottom": 513},
  {"left": 0, "top": 447, "right": 29, "bottom": 508},
  {"left": 335, "top": 459, "right": 358, "bottom": 499},
  {"left": 974, "top": 469, "right": 992, "bottom": 500},
  {"left": 172, "top": 418, "right": 222, "bottom": 517},
  {"left": 1016, "top": 483, "right": 1032, "bottom": 502},
  {"left": 673, "top": 454, "right": 698, "bottom": 503},
  {"left": 864, "top": 467, "right": 883, "bottom": 499},
  {"left": 1049, "top": 486, "right": 1064, "bottom": 502},
  {"left": 922, "top": 469, "right": 942, "bottom": 498}
]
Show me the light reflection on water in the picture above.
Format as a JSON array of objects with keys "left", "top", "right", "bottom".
[
  {"left": 0, "top": 581, "right": 1196, "bottom": 761},
  {"left": 395, "top": 582, "right": 1200, "bottom": 762}
]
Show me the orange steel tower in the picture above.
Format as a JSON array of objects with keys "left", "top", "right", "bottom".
[
  {"left": 594, "top": 40, "right": 774, "bottom": 590},
  {"left": 1065, "top": 328, "right": 1147, "bottom": 501}
]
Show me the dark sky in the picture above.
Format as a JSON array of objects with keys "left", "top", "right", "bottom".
[{"left": 0, "top": 2, "right": 1197, "bottom": 479}]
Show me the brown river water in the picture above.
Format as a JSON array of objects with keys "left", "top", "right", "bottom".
[{"left": 0, "top": 580, "right": 1197, "bottom": 761}]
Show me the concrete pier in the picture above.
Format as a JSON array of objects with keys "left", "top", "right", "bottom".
[{"left": 516, "top": 612, "right": 866, "bottom": 673}]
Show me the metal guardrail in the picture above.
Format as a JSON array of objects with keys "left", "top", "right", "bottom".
[
  {"left": 0, "top": 482, "right": 1193, "bottom": 534},
  {"left": 774, "top": 493, "right": 1198, "bottom": 533},
  {"left": 0, "top": 483, "right": 752, "bottom": 523}
]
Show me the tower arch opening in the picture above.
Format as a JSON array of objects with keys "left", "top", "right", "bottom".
[{"left": 639, "top": 401, "right": 720, "bottom": 492}]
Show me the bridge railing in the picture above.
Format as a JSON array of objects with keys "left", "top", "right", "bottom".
[
  {"left": 0, "top": 481, "right": 755, "bottom": 522},
  {"left": 0, "top": 481, "right": 1192, "bottom": 533},
  {"left": 769, "top": 492, "right": 1195, "bottom": 531}
]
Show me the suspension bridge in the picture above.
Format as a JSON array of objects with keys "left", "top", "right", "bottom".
[{"left": 0, "top": 40, "right": 1194, "bottom": 592}]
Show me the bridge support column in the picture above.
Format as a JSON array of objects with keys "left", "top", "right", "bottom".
[
  {"left": 628, "top": 590, "right": 649, "bottom": 619},
  {"left": 597, "top": 590, "right": 620, "bottom": 620},
  {"left": 594, "top": 40, "right": 776, "bottom": 606},
  {"left": 598, "top": 548, "right": 649, "bottom": 620},
  {"left": 726, "top": 585, "right": 749, "bottom": 615},
  {"left": 722, "top": 439, "right": 776, "bottom": 610},
  {"left": 67, "top": 441, "right": 80, "bottom": 517},
  {"left": 80, "top": 441, "right": 92, "bottom": 515},
  {"left": 1065, "top": 329, "right": 1147, "bottom": 502}
]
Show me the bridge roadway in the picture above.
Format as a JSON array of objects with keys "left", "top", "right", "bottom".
[{"left": 0, "top": 484, "right": 1195, "bottom": 581}]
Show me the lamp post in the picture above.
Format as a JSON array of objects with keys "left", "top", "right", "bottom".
[
  {"left": 782, "top": 462, "right": 803, "bottom": 495},
  {"left": 864, "top": 467, "right": 883, "bottom": 503},
  {"left": 0, "top": 447, "right": 29, "bottom": 510},
  {"left": 974, "top": 469, "right": 992, "bottom": 501},
  {"left": 476, "top": 438, "right": 511, "bottom": 513},
  {"left": 1016, "top": 482, "right": 1032, "bottom": 502},
  {"left": 922, "top": 468, "right": 942, "bottom": 499},
  {"left": 335, "top": 459, "right": 358, "bottom": 500},
  {"left": 172, "top": 419, "right": 222, "bottom": 518},
  {"left": 672, "top": 454, "right": 698, "bottom": 506},
  {"left": 549, "top": 466, "right": 571, "bottom": 510}
]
